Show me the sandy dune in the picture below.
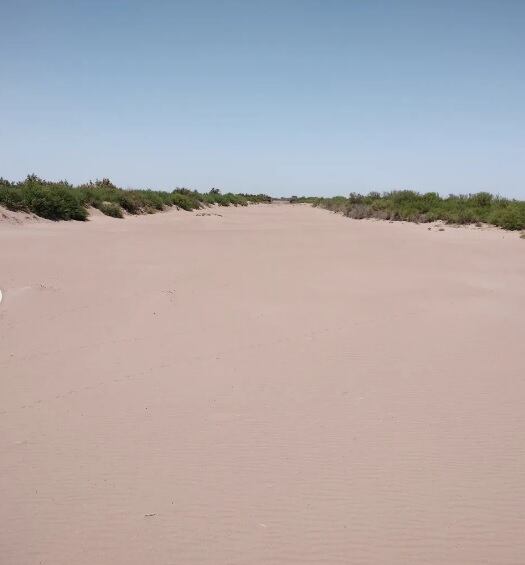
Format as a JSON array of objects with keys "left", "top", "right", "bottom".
[{"left": 1, "top": 203, "right": 524, "bottom": 564}]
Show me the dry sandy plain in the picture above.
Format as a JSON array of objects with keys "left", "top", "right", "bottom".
[{"left": 1, "top": 202, "right": 524, "bottom": 564}]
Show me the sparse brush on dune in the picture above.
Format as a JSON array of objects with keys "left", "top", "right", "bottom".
[
  {"left": 295, "top": 190, "right": 525, "bottom": 231},
  {"left": 98, "top": 201, "right": 124, "bottom": 218},
  {"left": 0, "top": 175, "right": 271, "bottom": 221}
]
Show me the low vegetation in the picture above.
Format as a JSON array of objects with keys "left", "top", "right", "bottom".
[
  {"left": 3, "top": 176, "right": 522, "bottom": 232},
  {"left": 98, "top": 201, "right": 124, "bottom": 218},
  {"left": 294, "top": 191, "right": 525, "bottom": 231},
  {"left": 0, "top": 175, "right": 271, "bottom": 221}
]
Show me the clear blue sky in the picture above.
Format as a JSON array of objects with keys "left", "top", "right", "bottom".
[{"left": 1, "top": 0, "right": 524, "bottom": 197}]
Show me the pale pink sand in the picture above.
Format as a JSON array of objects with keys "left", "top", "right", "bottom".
[{"left": 1, "top": 203, "right": 524, "bottom": 564}]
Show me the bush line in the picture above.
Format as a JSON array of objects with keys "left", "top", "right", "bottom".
[
  {"left": 0, "top": 175, "right": 272, "bottom": 221},
  {"left": 293, "top": 191, "right": 525, "bottom": 231}
]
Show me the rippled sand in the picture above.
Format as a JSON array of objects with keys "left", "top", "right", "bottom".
[{"left": 1, "top": 203, "right": 524, "bottom": 564}]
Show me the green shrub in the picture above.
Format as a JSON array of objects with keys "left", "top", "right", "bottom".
[
  {"left": 0, "top": 184, "right": 25, "bottom": 211},
  {"left": 99, "top": 202, "right": 124, "bottom": 218},
  {"left": 171, "top": 192, "right": 199, "bottom": 211},
  {"left": 490, "top": 206, "right": 525, "bottom": 230},
  {"left": 20, "top": 177, "right": 87, "bottom": 220}
]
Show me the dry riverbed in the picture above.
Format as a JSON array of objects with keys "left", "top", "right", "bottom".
[{"left": 1, "top": 203, "right": 524, "bottom": 564}]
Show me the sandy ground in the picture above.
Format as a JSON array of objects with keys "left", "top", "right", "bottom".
[{"left": 1, "top": 203, "right": 524, "bottom": 565}]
